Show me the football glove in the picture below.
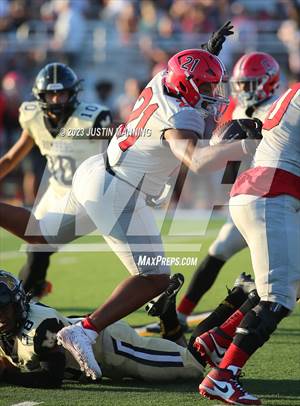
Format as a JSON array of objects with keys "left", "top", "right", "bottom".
[
  {"left": 209, "top": 118, "right": 262, "bottom": 146},
  {"left": 204, "top": 21, "right": 234, "bottom": 56}
]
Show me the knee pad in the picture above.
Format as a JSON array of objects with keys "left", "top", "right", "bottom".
[
  {"left": 239, "top": 289, "right": 260, "bottom": 314},
  {"left": 236, "top": 301, "right": 289, "bottom": 347}
]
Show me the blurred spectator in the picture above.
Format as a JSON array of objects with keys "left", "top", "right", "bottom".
[
  {"left": 278, "top": 0, "right": 300, "bottom": 81},
  {"left": 116, "top": 2, "right": 138, "bottom": 45},
  {"left": 115, "top": 78, "right": 141, "bottom": 122},
  {"left": 138, "top": 0, "right": 158, "bottom": 35},
  {"left": 230, "top": 1, "right": 258, "bottom": 53},
  {"left": 50, "top": 0, "right": 86, "bottom": 65},
  {"left": 95, "top": 80, "right": 115, "bottom": 113},
  {"left": 0, "top": 71, "right": 46, "bottom": 204}
]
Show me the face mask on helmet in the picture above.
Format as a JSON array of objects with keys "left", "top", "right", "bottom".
[
  {"left": 164, "top": 49, "right": 229, "bottom": 120},
  {"left": 230, "top": 76, "right": 269, "bottom": 108},
  {"left": 32, "top": 62, "right": 82, "bottom": 118},
  {"left": 230, "top": 52, "right": 280, "bottom": 108},
  {"left": 0, "top": 271, "right": 29, "bottom": 339},
  {"left": 193, "top": 79, "right": 229, "bottom": 120}
]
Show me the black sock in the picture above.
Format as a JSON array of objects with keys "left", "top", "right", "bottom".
[
  {"left": 160, "top": 299, "right": 183, "bottom": 341},
  {"left": 188, "top": 286, "right": 248, "bottom": 348},
  {"left": 181, "top": 255, "right": 225, "bottom": 306},
  {"left": 19, "top": 252, "right": 52, "bottom": 296}
]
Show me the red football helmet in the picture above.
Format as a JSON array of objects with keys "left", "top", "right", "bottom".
[
  {"left": 230, "top": 52, "right": 280, "bottom": 107},
  {"left": 164, "top": 49, "right": 229, "bottom": 118}
]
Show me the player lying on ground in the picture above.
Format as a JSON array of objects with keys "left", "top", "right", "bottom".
[
  {"left": 0, "top": 270, "right": 254, "bottom": 388},
  {"left": 0, "top": 63, "right": 112, "bottom": 299},
  {"left": 0, "top": 24, "right": 262, "bottom": 380},
  {"left": 177, "top": 52, "right": 281, "bottom": 326},
  {"left": 196, "top": 82, "right": 300, "bottom": 405}
]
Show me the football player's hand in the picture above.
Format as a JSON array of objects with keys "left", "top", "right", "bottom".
[
  {"left": 239, "top": 118, "right": 263, "bottom": 140},
  {"left": 207, "top": 21, "right": 234, "bottom": 55},
  {"left": 210, "top": 118, "right": 262, "bottom": 146}
]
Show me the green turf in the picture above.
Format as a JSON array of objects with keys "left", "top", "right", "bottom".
[{"left": 0, "top": 220, "right": 299, "bottom": 406}]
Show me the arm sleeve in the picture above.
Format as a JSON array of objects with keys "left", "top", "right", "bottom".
[{"left": 2, "top": 349, "right": 66, "bottom": 388}]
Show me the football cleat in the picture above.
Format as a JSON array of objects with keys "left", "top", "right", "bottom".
[
  {"left": 233, "top": 272, "right": 256, "bottom": 295},
  {"left": 199, "top": 367, "right": 261, "bottom": 405},
  {"left": 193, "top": 327, "right": 231, "bottom": 367},
  {"left": 57, "top": 324, "right": 102, "bottom": 380},
  {"left": 145, "top": 273, "right": 184, "bottom": 317}
]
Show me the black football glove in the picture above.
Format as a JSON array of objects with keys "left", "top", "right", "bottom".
[
  {"left": 204, "top": 21, "right": 234, "bottom": 55},
  {"left": 239, "top": 118, "right": 263, "bottom": 155},
  {"left": 238, "top": 118, "right": 263, "bottom": 140},
  {"left": 210, "top": 118, "right": 262, "bottom": 146}
]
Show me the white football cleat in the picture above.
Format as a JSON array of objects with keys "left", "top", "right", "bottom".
[{"left": 57, "top": 323, "right": 102, "bottom": 380}]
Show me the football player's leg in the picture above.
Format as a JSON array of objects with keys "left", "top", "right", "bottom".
[
  {"left": 18, "top": 186, "right": 59, "bottom": 298},
  {"left": 101, "top": 321, "right": 204, "bottom": 382},
  {"left": 0, "top": 202, "right": 46, "bottom": 244},
  {"left": 200, "top": 195, "right": 300, "bottom": 405},
  {"left": 19, "top": 251, "right": 52, "bottom": 298},
  {"left": 146, "top": 273, "right": 187, "bottom": 346},
  {"left": 88, "top": 187, "right": 170, "bottom": 330},
  {"left": 221, "top": 195, "right": 299, "bottom": 371},
  {"left": 177, "top": 217, "right": 247, "bottom": 323},
  {"left": 190, "top": 282, "right": 258, "bottom": 368},
  {"left": 57, "top": 156, "right": 169, "bottom": 377}
]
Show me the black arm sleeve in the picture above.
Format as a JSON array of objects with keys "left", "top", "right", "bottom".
[{"left": 2, "top": 349, "right": 66, "bottom": 388}]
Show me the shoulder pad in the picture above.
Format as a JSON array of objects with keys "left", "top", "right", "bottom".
[
  {"left": 76, "top": 102, "right": 109, "bottom": 122},
  {"left": 19, "top": 101, "right": 40, "bottom": 129}
]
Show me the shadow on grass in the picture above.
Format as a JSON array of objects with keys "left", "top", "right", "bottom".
[
  {"left": 61, "top": 378, "right": 300, "bottom": 400},
  {"left": 243, "top": 379, "right": 300, "bottom": 398},
  {"left": 62, "top": 378, "right": 199, "bottom": 393}
]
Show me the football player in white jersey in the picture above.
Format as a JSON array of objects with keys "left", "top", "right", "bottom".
[
  {"left": 0, "top": 270, "right": 257, "bottom": 388},
  {"left": 177, "top": 52, "right": 280, "bottom": 325},
  {"left": 197, "top": 83, "right": 300, "bottom": 405},
  {"left": 0, "top": 43, "right": 263, "bottom": 379},
  {"left": 0, "top": 63, "right": 112, "bottom": 299}
]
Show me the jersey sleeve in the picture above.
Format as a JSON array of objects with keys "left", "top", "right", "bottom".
[
  {"left": 18, "top": 101, "right": 39, "bottom": 136},
  {"left": 166, "top": 108, "right": 205, "bottom": 137}
]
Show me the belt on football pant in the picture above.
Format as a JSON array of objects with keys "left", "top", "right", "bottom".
[{"left": 105, "top": 156, "right": 161, "bottom": 205}]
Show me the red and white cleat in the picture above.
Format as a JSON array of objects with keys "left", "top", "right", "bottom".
[
  {"left": 193, "top": 327, "right": 231, "bottom": 367},
  {"left": 199, "top": 367, "right": 261, "bottom": 405}
]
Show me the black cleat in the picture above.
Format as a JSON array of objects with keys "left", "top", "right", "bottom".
[{"left": 145, "top": 273, "right": 184, "bottom": 317}]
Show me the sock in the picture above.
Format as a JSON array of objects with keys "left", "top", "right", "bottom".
[
  {"left": 177, "top": 255, "right": 225, "bottom": 316},
  {"left": 81, "top": 317, "right": 99, "bottom": 342},
  {"left": 218, "top": 289, "right": 260, "bottom": 338},
  {"left": 189, "top": 286, "right": 247, "bottom": 347},
  {"left": 218, "top": 309, "right": 245, "bottom": 338},
  {"left": 82, "top": 317, "right": 98, "bottom": 332},
  {"left": 219, "top": 343, "right": 250, "bottom": 369},
  {"left": 177, "top": 297, "right": 195, "bottom": 316},
  {"left": 160, "top": 299, "right": 183, "bottom": 341}
]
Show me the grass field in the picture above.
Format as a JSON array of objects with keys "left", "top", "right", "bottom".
[{"left": 0, "top": 215, "right": 299, "bottom": 406}]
